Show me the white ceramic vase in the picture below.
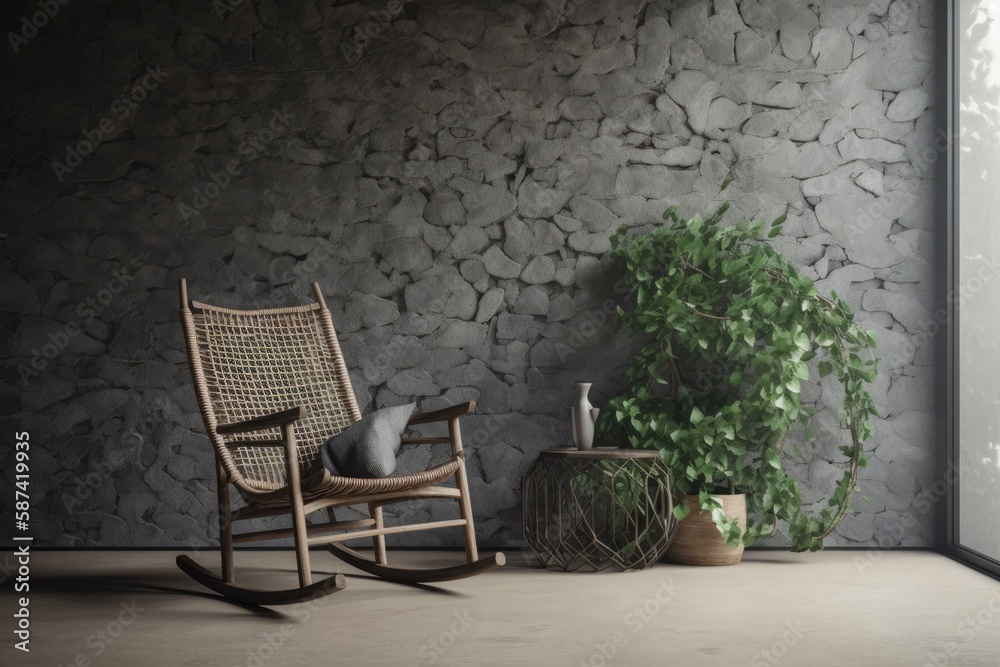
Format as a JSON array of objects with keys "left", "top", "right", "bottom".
[{"left": 570, "top": 382, "right": 600, "bottom": 450}]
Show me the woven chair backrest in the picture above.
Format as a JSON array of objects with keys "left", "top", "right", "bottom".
[{"left": 180, "top": 282, "right": 361, "bottom": 492}]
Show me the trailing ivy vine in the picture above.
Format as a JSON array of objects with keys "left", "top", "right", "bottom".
[{"left": 602, "top": 196, "right": 879, "bottom": 552}]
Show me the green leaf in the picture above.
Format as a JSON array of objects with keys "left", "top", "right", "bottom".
[
  {"left": 700, "top": 490, "right": 722, "bottom": 509},
  {"left": 690, "top": 406, "right": 704, "bottom": 425},
  {"left": 673, "top": 504, "right": 691, "bottom": 521},
  {"left": 767, "top": 225, "right": 783, "bottom": 238},
  {"left": 818, "top": 361, "right": 833, "bottom": 377},
  {"left": 720, "top": 171, "right": 733, "bottom": 191}
]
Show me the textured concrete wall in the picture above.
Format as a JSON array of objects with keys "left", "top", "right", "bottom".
[{"left": 1, "top": 0, "right": 940, "bottom": 548}]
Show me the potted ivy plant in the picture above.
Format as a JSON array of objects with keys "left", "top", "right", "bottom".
[{"left": 601, "top": 186, "right": 879, "bottom": 563}]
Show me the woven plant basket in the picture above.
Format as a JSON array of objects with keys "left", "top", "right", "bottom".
[{"left": 666, "top": 494, "right": 746, "bottom": 566}]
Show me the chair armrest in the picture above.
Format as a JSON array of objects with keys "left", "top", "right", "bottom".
[
  {"left": 407, "top": 401, "right": 476, "bottom": 426},
  {"left": 216, "top": 406, "right": 308, "bottom": 435}
]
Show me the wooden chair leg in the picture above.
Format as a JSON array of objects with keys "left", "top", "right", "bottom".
[
  {"left": 369, "top": 503, "right": 387, "bottom": 564},
  {"left": 449, "top": 418, "right": 479, "bottom": 563},
  {"left": 216, "top": 460, "right": 235, "bottom": 583},
  {"left": 284, "top": 424, "right": 312, "bottom": 588}
]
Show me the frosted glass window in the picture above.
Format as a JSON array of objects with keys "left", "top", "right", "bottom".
[{"left": 958, "top": 0, "right": 1000, "bottom": 560}]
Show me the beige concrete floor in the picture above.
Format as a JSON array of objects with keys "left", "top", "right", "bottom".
[{"left": 3, "top": 549, "right": 1000, "bottom": 666}]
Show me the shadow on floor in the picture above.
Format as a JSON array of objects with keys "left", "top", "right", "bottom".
[
  {"left": 27, "top": 571, "right": 287, "bottom": 618},
  {"left": 28, "top": 565, "right": 465, "bottom": 622}
]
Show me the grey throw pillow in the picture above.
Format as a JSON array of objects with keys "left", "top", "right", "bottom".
[{"left": 319, "top": 403, "right": 416, "bottom": 478}]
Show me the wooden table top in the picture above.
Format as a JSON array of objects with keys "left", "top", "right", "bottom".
[{"left": 539, "top": 448, "right": 661, "bottom": 459}]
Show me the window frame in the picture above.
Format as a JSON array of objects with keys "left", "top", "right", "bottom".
[{"left": 946, "top": 0, "right": 1000, "bottom": 580}]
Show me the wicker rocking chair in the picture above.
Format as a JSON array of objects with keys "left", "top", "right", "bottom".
[{"left": 176, "top": 279, "right": 504, "bottom": 605}]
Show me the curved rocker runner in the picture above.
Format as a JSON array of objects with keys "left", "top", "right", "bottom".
[
  {"left": 176, "top": 555, "right": 346, "bottom": 606},
  {"left": 175, "top": 279, "right": 504, "bottom": 606},
  {"left": 327, "top": 543, "right": 505, "bottom": 584}
]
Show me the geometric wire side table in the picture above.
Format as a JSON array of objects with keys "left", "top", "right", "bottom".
[{"left": 522, "top": 449, "right": 677, "bottom": 572}]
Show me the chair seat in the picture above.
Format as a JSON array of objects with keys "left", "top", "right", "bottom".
[{"left": 244, "top": 456, "right": 464, "bottom": 509}]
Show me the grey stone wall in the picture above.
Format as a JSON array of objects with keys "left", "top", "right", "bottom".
[{"left": 0, "top": 0, "right": 941, "bottom": 548}]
